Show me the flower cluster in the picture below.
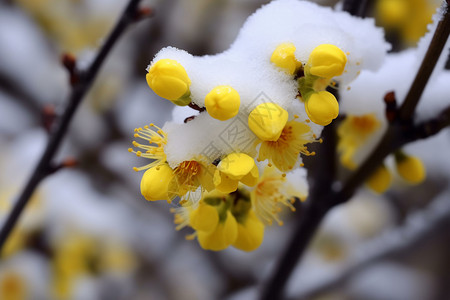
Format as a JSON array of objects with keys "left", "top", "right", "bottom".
[{"left": 129, "top": 0, "right": 389, "bottom": 251}]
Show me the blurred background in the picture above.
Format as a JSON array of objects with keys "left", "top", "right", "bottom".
[{"left": 0, "top": 0, "right": 449, "bottom": 299}]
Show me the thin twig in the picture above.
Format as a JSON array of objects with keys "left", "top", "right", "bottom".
[{"left": 0, "top": 0, "right": 146, "bottom": 253}]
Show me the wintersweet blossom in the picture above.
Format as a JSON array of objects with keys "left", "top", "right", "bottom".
[
  {"left": 306, "top": 44, "right": 347, "bottom": 79},
  {"left": 270, "top": 43, "right": 302, "bottom": 75},
  {"left": 214, "top": 153, "right": 259, "bottom": 193},
  {"left": 248, "top": 103, "right": 289, "bottom": 141},
  {"left": 205, "top": 86, "right": 241, "bottom": 121},
  {"left": 337, "top": 114, "right": 381, "bottom": 170},
  {"left": 146, "top": 59, "right": 192, "bottom": 106},
  {"left": 366, "top": 164, "right": 392, "bottom": 194},
  {"left": 394, "top": 152, "right": 426, "bottom": 184},
  {"left": 257, "top": 118, "right": 317, "bottom": 171},
  {"left": 130, "top": 0, "right": 389, "bottom": 251},
  {"left": 304, "top": 91, "right": 339, "bottom": 126},
  {"left": 170, "top": 164, "right": 307, "bottom": 251}
]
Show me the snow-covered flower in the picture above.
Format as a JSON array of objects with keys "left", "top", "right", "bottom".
[{"left": 130, "top": 0, "right": 389, "bottom": 250}]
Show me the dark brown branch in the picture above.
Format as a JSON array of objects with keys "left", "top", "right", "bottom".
[
  {"left": 342, "top": 0, "right": 372, "bottom": 18},
  {"left": 0, "top": 0, "right": 146, "bottom": 253},
  {"left": 260, "top": 88, "right": 340, "bottom": 300}
]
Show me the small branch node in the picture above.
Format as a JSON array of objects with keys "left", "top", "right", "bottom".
[
  {"left": 48, "top": 157, "right": 78, "bottom": 175},
  {"left": 61, "top": 53, "right": 79, "bottom": 85},
  {"left": 135, "top": 7, "right": 154, "bottom": 21},
  {"left": 41, "top": 104, "right": 57, "bottom": 133},
  {"left": 384, "top": 91, "right": 398, "bottom": 123}
]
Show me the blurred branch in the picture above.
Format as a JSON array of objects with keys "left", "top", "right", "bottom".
[
  {"left": 0, "top": 0, "right": 148, "bottom": 253},
  {"left": 342, "top": 0, "right": 372, "bottom": 18},
  {"left": 260, "top": 2, "right": 449, "bottom": 299},
  {"left": 0, "top": 70, "right": 42, "bottom": 115}
]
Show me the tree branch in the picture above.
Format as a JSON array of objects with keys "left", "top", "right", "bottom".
[
  {"left": 0, "top": 0, "right": 146, "bottom": 253},
  {"left": 260, "top": 2, "right": 449, "bottom": 299}
]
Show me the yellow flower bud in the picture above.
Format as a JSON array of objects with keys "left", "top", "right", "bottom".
[
  {"left": 198, "top": 211, "right": 238, "bottom": 251},
  {"left": 270, "top": 43, "right": 301, "bottom": 75},
  {"left": 189, "top": 203, "right": 219, "bottom": 233},
  {"left": 248, "top": 103, "right": 289, "bottom": 141},
  {"left": 376, "top": 0, "right": 408, "bottom": 27},
  {"left": 366, "top": 164, "right": 391, "bottom": 194},
  {"left": 395, "top": 153, "right": 426, "bottom": 184},
  {"left": 214, "top": 153, "right": 259, "bottom": 193},
  {"left": 233, "top": 210, "right": 265, "bottom": 252},
  {"left": 307, "top": 44, "right": 347, "bottom": 78},
  {"left": 205, "top": 86, "right": 241, "bottom": 121},
  {"left": 140, "top": 164, "right": 174, "bottom": 201},
  {"left": 146, "top": 59, "right": 191, "bottom": 104},
  {"left": 305, "top": 91, "right": 339, "bottom": 126}
]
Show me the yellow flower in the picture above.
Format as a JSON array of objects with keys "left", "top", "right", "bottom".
[
  {"left": 168, "top": 159, "right": 216, "bottom": 203},
  {"left": 252, "top": 165, "right": 304, "bottom": 225},
  {"left": 257, "top": 119, "right": 316, "bottom": 172},
  {"left": 248, "top": 103, "right": 289, "bottom": 141},
  {"left": 0, "top": 271, "right": 27, "bottom": 300},
  {"left": 366, "top": 164, "right": 392, "bottom": 194},
  {"left": 129, "top": 123, "right": 167, "bottom": 172},
  {"left": 306, "top": 44, "right": 347, "bottom": 79},
  {"left": 98, "top": 242, "right": 136, "bottom": 274},
  {"left": 52, "top": 234, "right": 96, "bottom": 299},
  {"left": 395, "top": 152, "right": 426, "bottom": 184},
  {"left": 376, "top": 0, "right": 438, "bottom": 44},
  {"left": 214, "top": 153, "right": 259, "bottom": 193},
  {"left": 146, "top": 59, "right": 191, "bottom": 105},
  {"left": 205, "top": 86, "right": 241, "bottom": 121},
  {"left": 304, "top": 91, "right": 339, "bottom": 126},
  {"left": 140, "top": 163, "right": 174, "bottom": 202},
  {"left": 197, "top": 210, "right": 238, "bottom": 251},
  {"left": 270, "top": 43, "right": 302, "bottom": 75},
  {"left": 232, "top": 210, "right": 264, "bottom": 252},
  {"left": 337, "top": 114, "right": 381, "bottom": 170},
  {"left": 189, "top": 202, "right": 220, "bottom": 233}
]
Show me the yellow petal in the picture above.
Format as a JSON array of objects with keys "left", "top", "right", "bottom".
[
  {"left": 305, "top": 91, "right": 339, "bottom": 126},
  {"left": 240, "top": 164, "right": 259, "bottom": 187},
  {"left": 307, "top": 44, "right": 347, "bottom": 78},
  {"left": 233, "top": 211, "right": 265, "bottom": 252},
  {"left": 366, "top": 164, "right": 392, "bottom": 194},
  {"left": 189, "top": 204, "right": 219, "bottom": 233},
  {"left": 270, "top": 43, "right": 301, "bottom": 75},
  {"left": 218, "top": 153, "right": 255, "bottom": 179},
  {"left": 198, "top": 211, "right": 238, "bottom": 251},
  {"left": 214, "top": 170, "right": 239, "bottom": 193},
  {"left": 140, "top": 164, "right": 174, "bottom": 201},
  {"left": 205, "top": 86, "right": 241, "bottom": 121},
  {"left": 248, "top": 103, "right": 289, "bottom": 141},
  {"left": 146, "top": 59, "right": 191, "bottom": 102}
]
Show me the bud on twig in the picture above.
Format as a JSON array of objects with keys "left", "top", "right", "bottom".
[
  {"left": 42, "top": 104, "right": 57, "bottom": 133},
  {"left": 384, "top": 91, "right": 397, "bottom": 122},
  {"left": 135, "top": 7, "right": 154, "bottom": 21},
  {"left": 61, "top": 53, "right": 79, "bottom": 85}
]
